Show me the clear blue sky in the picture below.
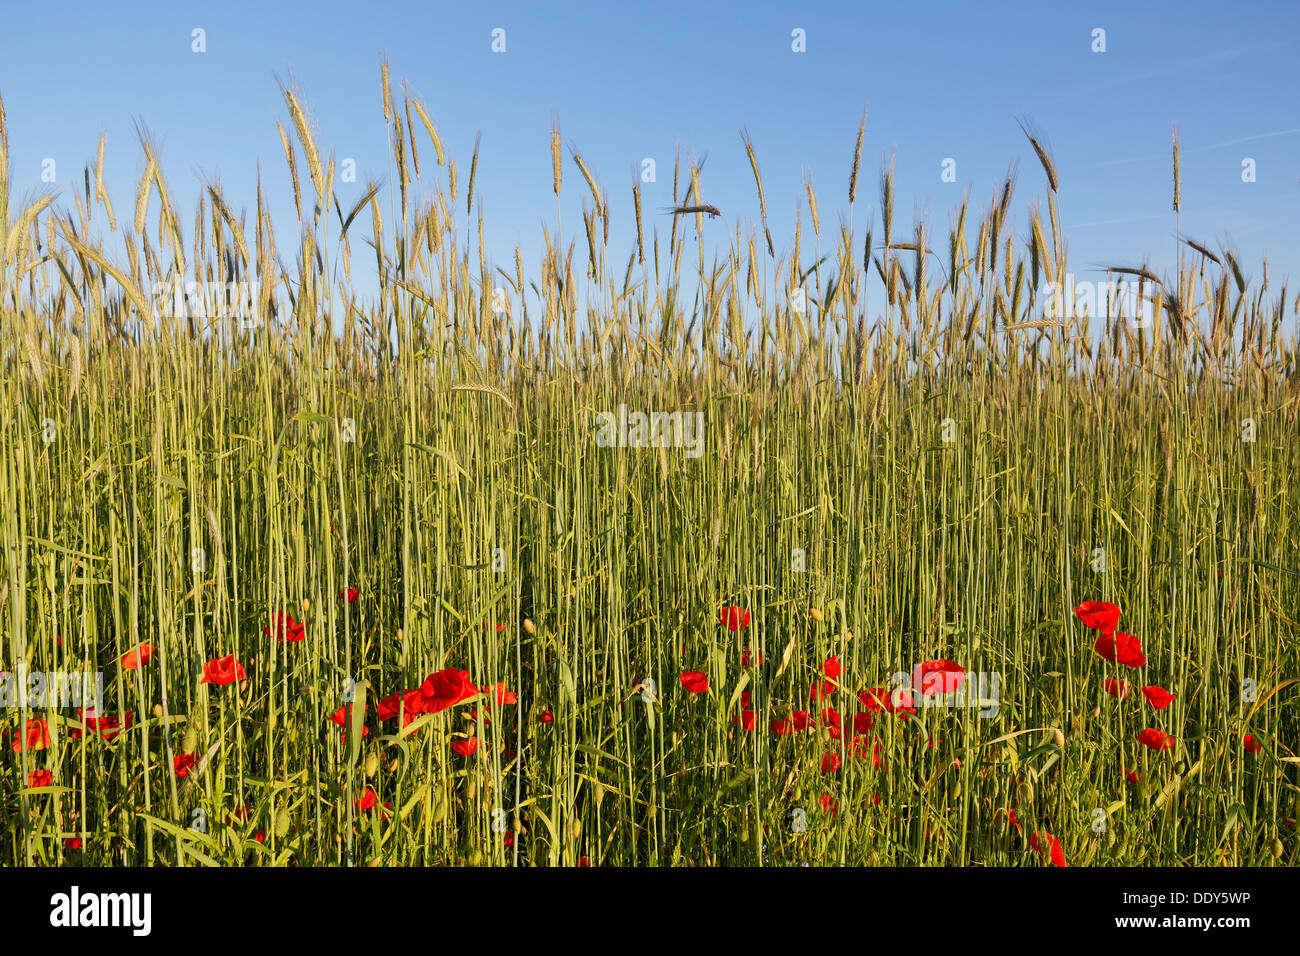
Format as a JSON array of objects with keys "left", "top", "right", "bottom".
[{"left": 2, "top": 0, "right": 1297, "bottom": 313}]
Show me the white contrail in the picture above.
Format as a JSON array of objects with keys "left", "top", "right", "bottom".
[
  {"left": 1196, "top": 128, "right": 1300, "bottom": 150},
  {"left": 1098, "top": 128, "right": 1300, "bottom": 167}
]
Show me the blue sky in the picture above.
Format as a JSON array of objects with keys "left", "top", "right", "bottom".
[{"left": 2, "top": 0, "right": 1297, "bottom": 313}]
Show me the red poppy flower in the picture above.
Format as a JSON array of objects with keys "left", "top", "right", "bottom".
[
  {"left": 1103, "top": 678, "right": 1129, "bottom": 699},
  {"left": 823, "top": 655, "right": 841, "bottom": 679},
  {"left": 1093, "top": 632, "right": 1145, "bottom": 668},
  {"left": 740, "top": 645, "right": 763, "bottom": 667},
  {"left": 853, "top": 711, "right": 876, "bottom": 734},
  {"left": 419, "top": 667, "right": 478, "bottom": 713},
  {"left": 402, "top": 689, "right": 424, "bottom": 718},
  {"left": 1074, "top": 600, "right": 1121, "bottom": 636},
  {"left": 327, "top": 702, "right": 364, "bottom": 723},
  {"left": 1029, "top": 830, "right": 1068, "bottom": 867},
  {"left": 541, "top": 710, "right": 554, "bottom": 724},
  {"left": 378, "top": 689, "right": 423, "bottom": 722},
  {"left": 174, "top": 753, "right": 198, "bottom": 777},
  {"left": 70, "top": 708, "right": 134, "bottom": 740},
  {"left": 1243, "top": 734, "right": 1263, "bottom": 755},
  {"left": 859, "top": 687, "right": 888, "bottom": 711},
  {"left": 1123, "top": 766, "right": 1141, "bottom": 783},
  {"left": 820, "top": 707, "right": 841, "bottom": 729},
  {"left": 819, "top": 794, "right": 838, "bottom": 815},
  {"left": 265, "top": 612, "right": 306, "bottom": 643},
  {"left": 847, "top": 734, "right": 871, "bottom": 761},
  {"left": 28, "top": 769, "right": 52, "bottom": 787},
  {"left": 356, "top": 788, "right": 378, "bottom": 811},
  {"left": 720, "top": 606, "right": 751, "bottom": 631},
  {"left": 63, "top": 838, "right": 82, "bottom": 849},
  {"left": 121, "top": 643, "right": 156, "bottom": 669},
  {"left": 821, "top": 752, "right": 842, "bottom": 773},
  {"left": 578, "top": 855, "right": 591, "bottom": 867},
  {"left": 1137, "top": 728, "right": 1174, "bottom": 751},
  {"left": 503, "top": 831, "right": 515, "bottom": 848},
  {"left": 679, "top": 670, "right": 709, "bottom": 693},
  {"left": 859, "top": 686, "right": 915, "bottom": 717},
  {"left": 772, "top": 710, "right": 811, "bottom": 734},
  {"left": 811, "top": 678, "right": 836, "bottom": 702},
  {"left": 328, "top": 703, "right": 369, "bottom": 740},
  {"left": 482, "top": 682, "right": 517, "bottom": 706},
  {"left": 341, "top": 587, "right": 359, "bottom": 603},
  {"left": 1141, "top": 685, "right": 1175, "bottom": 710},
  {"left": 733, "top": 709, "right": 757, "bottom": 731},
  {"left": 451, "top": 736, "right": 479, "bottom": 757},
  {"left": 914, "top": 659, "right": 965, "bottom": 695},
  {"left": 870, "top": 738, "right": 886, "bottom": 769},
  {"left": 200, "top": 654, "right": 246, "bottom": 685},
  {"left": 12, "top": 718, "right": 51, "bottom": 752}
]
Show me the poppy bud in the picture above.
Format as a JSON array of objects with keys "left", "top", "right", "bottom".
[
  {"left": 301, "top": 598, "right": 310, "bottom": 614},
  {"left": 152, "top": 704, "right": 164, "bottom": 719},
  {"left": 275, "top": 809, "right": 292, "bottom": 837},
  {"left": 364, "top": 752, "right": 379, "bottom": 778},
  {"left": 1272, "top": 839, "right": 1285, "bottom": 859},
  {"left": 523, "top": 618, "right": 536, "bottom": 634},
  {"left": 811, "top": 607, "right": 824, "bottom": 622},
  {"left": 1052, "top": 729, "right": 1065, "bottom": 749}
]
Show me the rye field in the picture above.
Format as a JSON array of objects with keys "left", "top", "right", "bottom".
[{"left": 1, "top": 78, "right": 1298, "bottom": 868}]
